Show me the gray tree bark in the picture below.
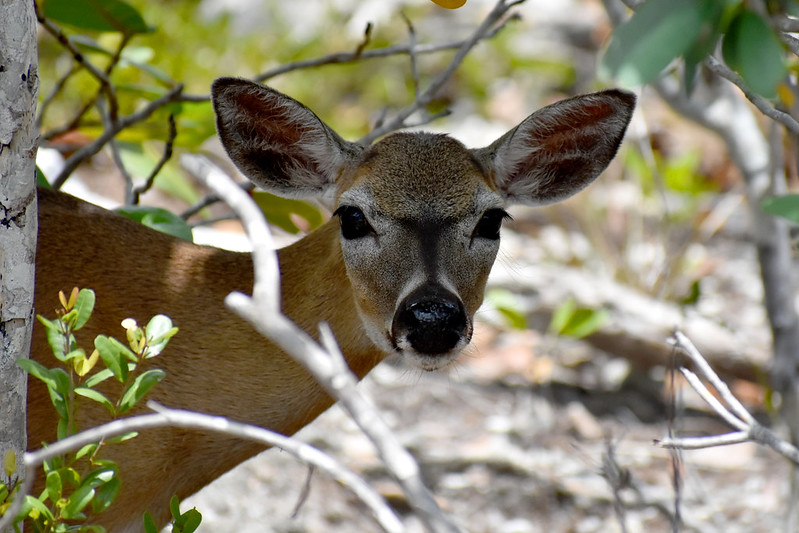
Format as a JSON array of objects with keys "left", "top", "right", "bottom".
[{"left": 0, "top": 0, "right": 39, "bottom": 495}]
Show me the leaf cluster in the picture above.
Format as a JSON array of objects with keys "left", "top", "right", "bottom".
[
  {"left": 601, "top": 0, "right": 787, "bottom": 98},
  {"left": 1, "top": 288, "right": 192, "bottom": 532}
]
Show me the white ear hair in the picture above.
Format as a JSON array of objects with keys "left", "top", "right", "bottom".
[
  {"left": 474, "top": 89, "right": 636, "bottom": 206},
  {"left": 212, "top": 77, "right": 363, "bottom": 199}
]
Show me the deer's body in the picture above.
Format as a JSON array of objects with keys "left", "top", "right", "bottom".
[{"left": 29, "top": 79, "right": 634, "bottom": 531}]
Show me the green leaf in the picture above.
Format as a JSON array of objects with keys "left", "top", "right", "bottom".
[
  {"left": 118, "top": 369, "right": 166, "bottom": 413},
  {"left": 18, "top": 358, "right": 57, "bottom": 389},
  {"left": 81, "top": 467, "right": 116, "bottom": 490},
  {"left": 485, "top": 289, "right": 527, "bottom": 330},
  {"left": 58, "top": 467, "right": 82, "bottom": 489},
  {"left": 116, "top": 205, "right": 193, "bottom": 242},
  {"left": 37, "top": 166, "right": 51, "bottom": 188},
  {"left": 75, "top": 443, "right": 99, "bottom": 461},
  {"left": 143, "top": 511, "right": 159, "bottom": 533},
  {"left": 73, "top": 289, "right": 96, "bottom": 330},
  {"left": 176, "top": 508, "right": 203, "bottom": 533},
  {"left": 682, "top": 0, "right": 733, "bottom": 92},
  {"left": 50, "top": 368, "right": 72, "bottom": 407},
  {"left": 19, "top": 495, "right": 55, "bottom": 523},
  {"left": 144, "top": 315, "right": 177, "bottom": 358},
  {"left": 46, "top": 470, "right": 62, "bottom": 502},
  {"left": 43, "top": 0, "right": 151, "bottom": 34},
  {"left": 169, "top": 495, "right": 181, "bottom": 520},
  {"left": 106, "top": 431, "right": 139, "bottom": 444},
  {"left": 549, "top": 299, "right": 609, "bottom": 339},
  {"left": 762, "top": 194, "right": 799, "bottom": 224},
  {"left": 681, "top": 279, "right": 702, "bottom": 307},
  {"left": 601, "top": 0, "right": 719, "bottom": 86},
  {"left": 38, "top": 315, "right": 70, "bottom": 361},
  {"left": 93, "top": 476, "right": 121, "bottom": 513},
  {"left": 60, "top": 485, "right": 95, "bottom": 520},
  {"left": 252, "top": 191, "right": 325, "bottom": 235},
  {"left": 75, "top": 387, "right": 116, "bottom": 416},
  {"left": 94, "top": 335, "right": 129, "bottom": 383},
  {"left": 84, "top": 368, "right": 115, "bottom": 388},
  {"left": 722, "top": 9, "right": 786, "bottom": 98}
]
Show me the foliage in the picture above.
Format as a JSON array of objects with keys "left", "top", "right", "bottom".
[
  {"left": 0, "top": 288, "right": 197, "bottom": 532},
  {"left": 36, "top": 0, "right": 542, "bottom": 243},
  {"left": 548, "top": 298, "right": 609, "bottom": 340},
  {"left": 601, "top": 0, "right": 787, "bottom": 98},
  {"left": 762, "top": 194, "right": 799, "bottom": 226}
]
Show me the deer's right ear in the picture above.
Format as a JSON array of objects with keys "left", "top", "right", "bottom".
[{"left": 211, "top": 77, "right": 364, "bottom": 199}]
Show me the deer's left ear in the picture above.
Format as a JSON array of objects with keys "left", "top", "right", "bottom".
[{"left": 473, "top": 89, "right": 635, "bottom": 206}]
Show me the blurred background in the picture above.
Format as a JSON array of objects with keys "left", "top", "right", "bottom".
[{"left": 34, "top": 0, "right": 797, "bottom": 531}]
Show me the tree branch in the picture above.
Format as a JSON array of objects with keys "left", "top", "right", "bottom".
[
  {"left": 52, "top": 84, "right": 184, "bottom": 189},
  {"left": 656, "top": 331, "right": 799, "bottom": 465}
]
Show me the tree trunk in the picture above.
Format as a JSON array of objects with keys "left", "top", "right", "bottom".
[{"left": 0, "top": 0, "right": 39, "bottom": 496}]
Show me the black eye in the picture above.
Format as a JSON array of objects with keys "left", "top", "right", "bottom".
[
  {"left": 334, "top": 205, "right": 374, "bottom": 240},
  {"left": 472, "top": 209, "right": 510, "bottom": 240}
]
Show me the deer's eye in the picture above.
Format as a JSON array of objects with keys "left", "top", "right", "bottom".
[
  {"left": 334, "top": 205, "right": 374, "bottom": 240},
  {"left": 472, "top": 209, "right": 510, "bottom": 240}
]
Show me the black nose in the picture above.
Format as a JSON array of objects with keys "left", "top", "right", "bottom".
[{"left": 393, "top": 285, "right": 467, "bottom": 355}]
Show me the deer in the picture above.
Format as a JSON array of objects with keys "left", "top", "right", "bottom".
[{"left": 28, "top": 77, "right": 635, "bottom": 531}]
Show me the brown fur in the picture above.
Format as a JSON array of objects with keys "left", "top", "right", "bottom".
[{"left": 28, "top": 79, "right": 635, "bottom": 531}]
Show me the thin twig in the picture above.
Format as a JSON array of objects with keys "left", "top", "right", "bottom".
[
  {"left": 52, "top": 84, "right": 184, "bottom": 189},
  {"left": 360, "top": 0, "right": 525, "bottom": 145},
  {"left": 253, "top": 13, "right": 515, "bottom": 84},
  {"left": 703, "top": 56, "right": 799, "bottom": 137},
  {"left": 37, "top": 63, "right": 77, "bottom": 129},
  {"left": 402, "top": 13, "right": 421, "bottom": 102},
  {"left": 291, "top": 465, "right": 316, "bottom": 519},
  {"left": 129, "top": 114, "right": 178, "bottom": 205},
  {"left": 99, "top": 98, "right": 135, "bottom": 201}
]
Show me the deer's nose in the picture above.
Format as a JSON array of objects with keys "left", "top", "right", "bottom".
[{"left": 393, "top": 285, "right": 468, "bottom": 355}]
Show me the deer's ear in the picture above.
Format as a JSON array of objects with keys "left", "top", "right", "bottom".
[
  {"left": 211, "top": 77, "right": 364, "bottom": 199},
  {"left": 473, "top": 89, "right": 635, "bottom": 206}
]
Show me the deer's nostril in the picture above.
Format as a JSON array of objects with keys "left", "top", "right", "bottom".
[{"left": 394, "top": 289, "right": 467, "bottom": 355}]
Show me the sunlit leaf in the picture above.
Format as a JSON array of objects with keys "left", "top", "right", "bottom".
[
  {"left": 60, "top": 485, "right": 95, "bottom": 519},
  {"left": 45, "top": 470, "right": 62, "bottom": 502},
  {"left": 549, "top": 299, "right": 609, "bottom": 339},
  {"left": 116, "top": 205, "right": 193, "bottom": 242},
  {"left": 72, "top": 288, "right": 96, "bottom": 330},
  {"left": 145, "top": 314, "right": 177, "bottom": 358}
]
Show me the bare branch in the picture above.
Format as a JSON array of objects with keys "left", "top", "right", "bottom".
[
  {"left": 52, "top": 84, "right": 184, "bottom": 189},
  {"left": 703, "top": 56, "right": 799, "bottom": 137},
  {"left": 253, "top": 11, "right": 515, "bottom": 84},
  {"left": 655, "top": 331, "right": 799, "bottom": 465},
  {"left": 129, "top": 114, "right": 178, "bottom": 205},
  {"left": 360, "top": 0, "right": 525, "bottom": 145}
]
